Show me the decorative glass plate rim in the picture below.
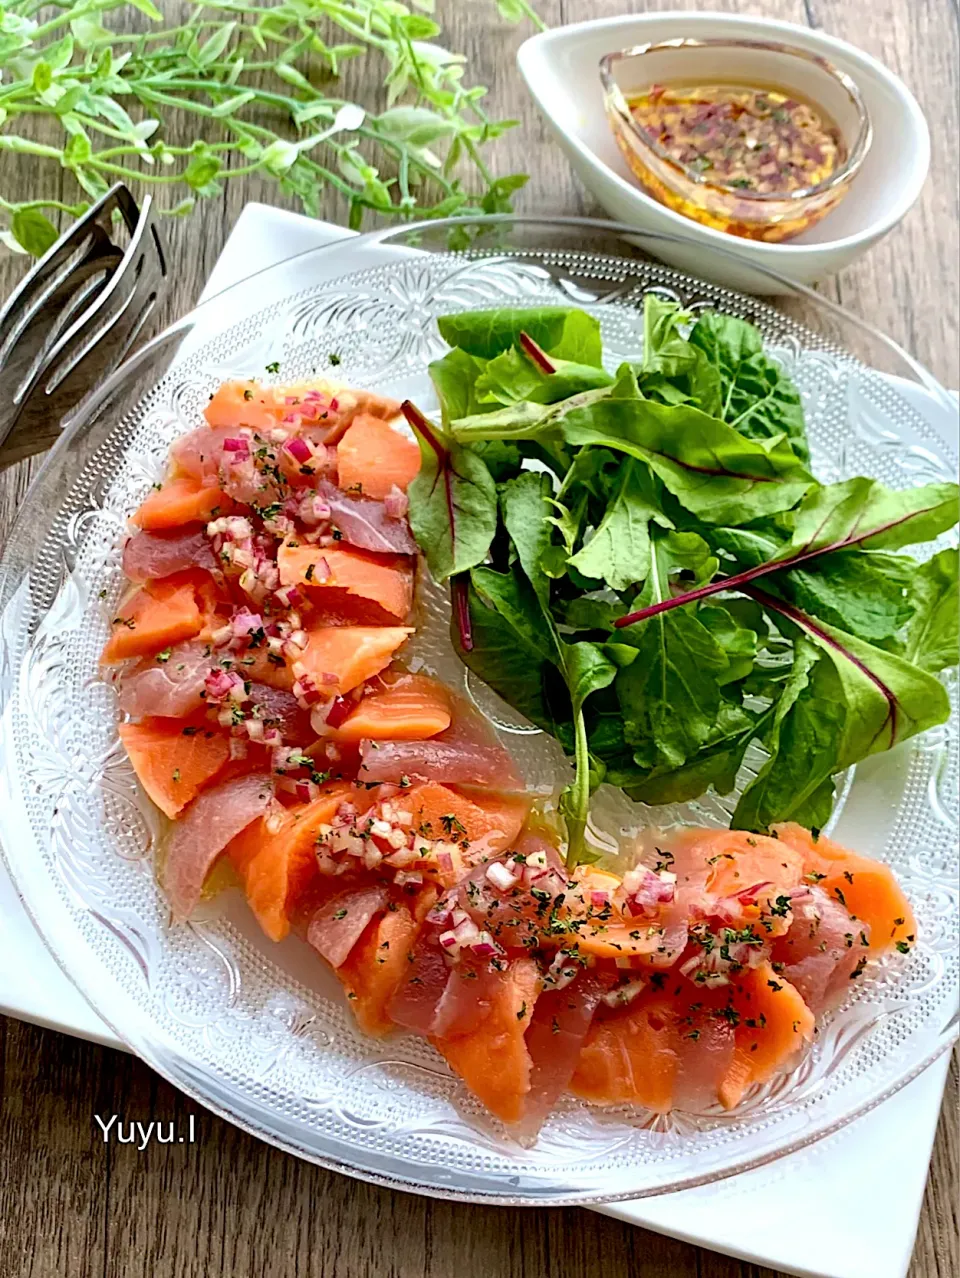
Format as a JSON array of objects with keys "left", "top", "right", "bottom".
[{"left": 0, "top": 215, "right": 956, "bottom": 1205}]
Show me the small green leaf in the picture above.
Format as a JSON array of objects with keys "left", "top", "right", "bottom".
[
  {"left": 32, "top": 62, "right": 53, "bottom": 93},
  {"left": 63, "top": 132, "right": 92, "bottom": 166},
  {"left": 128, "top": 0, "right": 163, "bottom": 18},
  {"left": 184, "top": 150, "right": 222, "bottom": 192},
  {"left": 11, "top": 208, "right": 59, "bottom": 257}
]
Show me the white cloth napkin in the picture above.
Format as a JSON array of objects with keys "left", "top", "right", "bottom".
[{"left": 0, "top": 202, "right": 949, "bottom": 1278}]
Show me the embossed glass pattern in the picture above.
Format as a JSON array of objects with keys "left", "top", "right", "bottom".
[{"left": 0, "top": 219, "right": 955, "bottom": 1204}]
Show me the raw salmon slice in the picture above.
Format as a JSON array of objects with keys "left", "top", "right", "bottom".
[
  {"left": 337, "top": 415, "right": 421, "bottom": 499},
  {"left": 133, "top": 476, "right": 231, "bottom": 530},
  {"left": 227, "top": 781, "right": 356, "bottom": 942},
  {"left": 278, "top": 541, "right": 414, "bottom": 621},
  {"left": 102, "top": 570, "right": 219, "bottom": 663},
  {"left": 337, "top": 886, "right": 438, "bottom": 1036},
  {"left": 358, "top": 696, "right": 524, "bottom": 790},
  {"left": 204, "top": 380, "right": 400, "bottom": 435},
  {"left": 403, "top": 781, "right": 531, "bottom": 863},
  {"left": 119, "top": 716, "right": 232, "bottom": 818},
  {"left": 293, "top": 626, "right": 412, "bottom": 696},
  {"left": 572, "top": 981, "right": 737, "bottom": 1113},
  {"left": 332, "top": 673, "right": 452, "bottom": 743},
  {"left": 717, "top": 961, "right": 815, "bottom": 1109},
  {"left": 773, "top": 823, "right": 916, "bottom": 954}
]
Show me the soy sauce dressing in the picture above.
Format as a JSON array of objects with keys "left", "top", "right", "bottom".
[{"left": 628, "top": 82, "right": 846, "bottom": 195}]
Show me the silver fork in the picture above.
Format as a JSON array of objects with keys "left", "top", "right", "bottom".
[{"left": 0, "top": 184, "right": 167, "bottom": 459}]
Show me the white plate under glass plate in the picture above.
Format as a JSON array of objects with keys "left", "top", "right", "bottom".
[{"left": 0, "top": 218, "right": 956, "bottom": 1240}]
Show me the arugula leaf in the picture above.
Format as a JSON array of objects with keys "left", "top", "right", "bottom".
[
  {"left": 403, "top": 404, "right": 498, "bottom": 584},
  {"left": 454, "top": 364, "right": 814, "bottom": 524},
  {"left": 903, "top": 547, "right": 959, "bottom": 673},
  {"left": 782, "top": 551, "right": 916, "bottom": 644},
  {"left": 556, "top": 366, "right": 815, "bottom": 525},
  {"left": 733, "top": 640, "right": 841, "bottom": 832},
  {"left": 618, "top": 477, "right": 960, "bottom": 627},
  {"left": 437, "top": 307, "right": 603, "bottom": 365},
  {"left": 617, "top": 699, "right": 764, "bottom": 805},
  {"left": 500, "top": 470, "right": 555, "bottom": 607},
  {"left": 568, "top": 458, "right": 669, "bottom": 591},
  {"left": 558, "top": 595, "right": 622, "bottom": 632},
  {"left": 471, "top": 564, "right": 557, "bottom": 663},
  {"left": 458, "top": 571, "right": 562, "bottom": 737},
  {"left": 615, "top": 532, "right": 731, "bottom": 772},
  {"left": 689, "top": 310, "right": 809, "bottom": 463},
  {"left": 429, "top": 347, "right": 488, "bottom": 423},
  {"left": 697, "top": 603, "right": 758, "bottom": 685},
  {"left": 639, "top": 294, "right": 722, "bottom": 416}
]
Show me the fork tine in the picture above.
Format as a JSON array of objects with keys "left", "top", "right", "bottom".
[
  {"left": 0, "top": 185, "right": 167, "bottom": 457},
  {"left": 0, "top": 188, "right": 135, "bottom": 361}
]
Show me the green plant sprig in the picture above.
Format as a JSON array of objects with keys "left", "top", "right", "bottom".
[{"left": 0, "top": 0, "right": 542, "bottom": 255}]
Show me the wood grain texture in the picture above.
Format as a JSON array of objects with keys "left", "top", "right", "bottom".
[{"left": 0, "top": 2, "right": 957, "bottom": 1276}]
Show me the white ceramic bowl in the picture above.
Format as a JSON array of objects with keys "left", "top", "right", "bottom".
[{"left": 517, "top": 12, "right": 930, "bottom": 294}]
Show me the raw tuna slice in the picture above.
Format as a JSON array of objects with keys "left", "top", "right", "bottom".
[
  {"left": 170, "top": 424, "right": 241, "bottom": 480},
  {"left": 307, "top": 885, "right": 389, "bottom": 968},
  {"left": 117, "top": 641, "right": 213, "bottom": 718},
  {"left": 337, "top": 887, "right": 437, "bottom": 1036},
  {"left": 247, "top": 683, "right": 312, "bottom": 743},
  {"left": 430, "top": 956, "right": 541, "bottom": 1126},
  {"left": 163, "top": 773, "right": 274, "bottom": 920},
  {"left": 432, "top": 956, "right": 504, "bottom": 1039},
  {"left": 517, "top": 970, "right": 614, "bottom": 1139},
  {"left": 671, "top": 1008, "right": 735, "bottom": 1112},
  {"left": 316, "top": 480, "right": 417, "bottom": 555},
  {"left": 386, "top": 929, "right": 452, "bottom": 1035},
  {"left": 771, "top": 886, "right": 872, "bottom": 1015},
  {"left": 359, "top": 699, "right": 523, "bottom": 790},
  {"left": 122, "top": 528, "right": 218, "bottom": 583}
]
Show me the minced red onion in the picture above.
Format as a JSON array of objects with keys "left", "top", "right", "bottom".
[
  {"left": 283, "top": 436, "right": 312, "bottom": 464},
  {"left": 546, "top": 953, "right": 579, "bottom": 991},
  {"left": 205, "top": 668, "right": 244, "bottom": 701},
  {"left": 486, "top": 861, "right": 519, "bottom": 892},
  {"left": 383, "top": 485, "right": 409, "bottom": 519},
  {"left": 601, "top": 977, "right": 646, "bottom": 1008},
  {"left": 470, "top": 930, "right": 503, "bottom": 958}
]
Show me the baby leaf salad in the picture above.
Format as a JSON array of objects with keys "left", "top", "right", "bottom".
[{"left": 403, "top": 299, "right": 960, "bottom": 867}]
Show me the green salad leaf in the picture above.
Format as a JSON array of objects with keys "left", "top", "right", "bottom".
[
  {"left": 404, "top": 404, "right": 497, "bottom": 584},
  {"left": 406, "top": 298, "right": 960, "bottom": 864}
]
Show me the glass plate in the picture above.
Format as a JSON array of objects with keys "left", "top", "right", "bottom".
[{"left": 0, "top": 218, "right": 956, "bottom": 1204}]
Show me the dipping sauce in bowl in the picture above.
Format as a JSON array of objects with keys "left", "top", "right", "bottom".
[
  {"left": 601, "top": 40, "right": 871, "bottom": 242},
  {"left": 628, "top": 83, "right": 846, "bottom": 195}
]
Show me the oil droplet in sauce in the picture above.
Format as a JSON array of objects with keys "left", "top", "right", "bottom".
[{"left": 628, "top": 83, "right": 846, "bottom": 195}]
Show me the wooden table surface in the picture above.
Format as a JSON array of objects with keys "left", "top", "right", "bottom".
[{"left": 0, "top": 2, "right": 957, "bottom": 1276}]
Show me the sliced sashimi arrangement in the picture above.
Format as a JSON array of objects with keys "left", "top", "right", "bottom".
[{"left": 105, "top": 367, "right": 921, "bottom": 1136}]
